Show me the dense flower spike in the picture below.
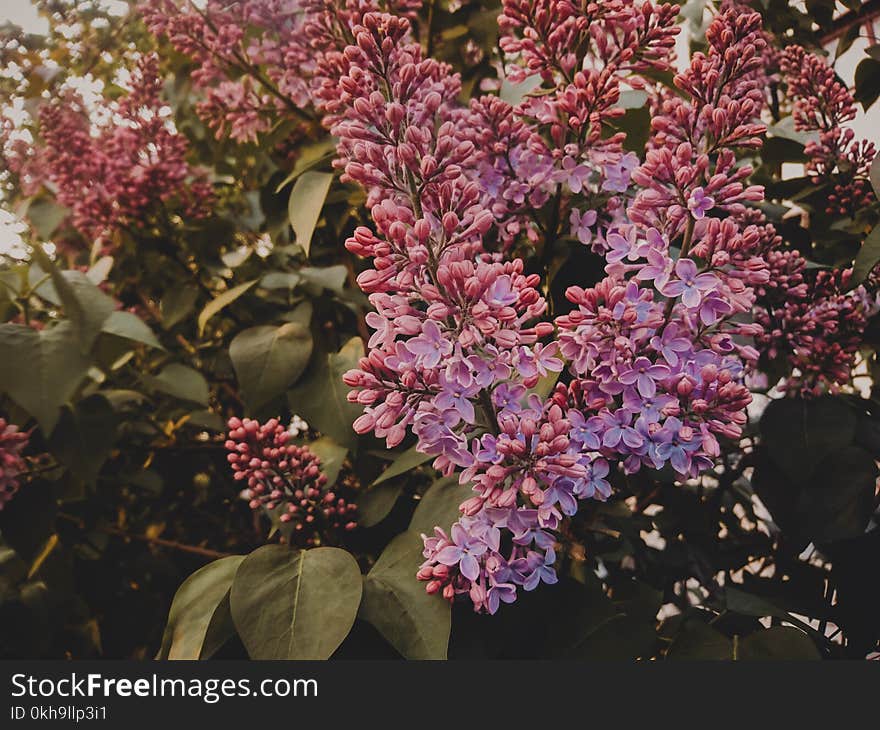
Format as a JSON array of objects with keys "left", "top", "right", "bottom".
[
  {"left": 755, "top": 248, "right": 877, "bottom": 395},
  {"left": 140, "top": 0, "right": 312, "bottom": 142},
  {"left": 630, "top": 10, "right": 767, "bottom": 236},
  {"left": 0, "top": 418, "right": 28, "bottom": 510},
  {"left": 319, "top": 5, "right": 772, "bottom": 612},
  {"left": 3, "top": 53, "right": 212, "bottom": 247},
  {"left": 780, "top": 46, "right": 877, "bottom": 217},
  {"left": 225, "top": 417, "right": 357, "bottom": 547},
  {"left": 140, "top": 0, "right": 423, "bottom": 142}
]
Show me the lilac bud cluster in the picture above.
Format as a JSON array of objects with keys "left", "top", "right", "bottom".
[{"left": 225, "top": 417, "right": 357, "bottom": 547}]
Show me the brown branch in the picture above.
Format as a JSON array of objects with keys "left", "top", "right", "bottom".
[
  {"left": 818, "top": 0, "right": 880, "bottom": 45},
  {"left": 58, "top": 513, "right": 231, "bottom": 560}
]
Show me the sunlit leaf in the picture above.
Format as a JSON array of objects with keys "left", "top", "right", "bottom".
[
  {"left": 158, "top": 556, "right": 245, "bottom": 660},
  {"left": 287, "top": 170, "right": 333, "bottom": 257},
  {"left": 0, "top": 322, "right": 91, "bottom": 434},
  {"left": 197, "top": 279, "right": 257, "bottom": 336},
  {"left": 371, "top": 444, "right": 432, "bottom": 487},
  {"left": 143, "top": 363, "right": 210, "bottom": 406}
]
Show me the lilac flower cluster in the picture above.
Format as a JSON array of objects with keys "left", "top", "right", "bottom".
[
  {"left": 144, "top": 1, "right": 859, "bottom": 611},
  {"left": 5, "top": 54, "right": 212, "bottom": 248},
  {"left": 225, "top": 417, "right": 357, "bottom": 547},
  {"left": 140, "top": 0, "right": 422, "bottom": 143},
  {"left": 0, "top": 418, "right": 28, "bottom": 510},
  {"left": 755, "top": 249, "right": 877, "bottom": 396},
  {"left": 780, "top": 45, "right": 877, "bottom": 218},
  {"left": 299, "top": 4, "right": 780, "bottom": 612}
]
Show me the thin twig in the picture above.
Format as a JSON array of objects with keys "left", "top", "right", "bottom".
[{"left": 58, "top": 513, "right": 231, "bottom": 560}]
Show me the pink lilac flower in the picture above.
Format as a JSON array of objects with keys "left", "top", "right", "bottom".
[
  {"left": 570, "top": 208, "right": 598, "bottom": 245},
  {"left": 0, "top": 419, "right": 28, "bottom": 510},
  {"left": 20, "top": 54, "right": 212, "bottom": 247},
  {"left": 225, "top": 417, "right": 357, "bottom": 547},
  {"left": 661, "top": 259, "right": 720, "bottom": 308},
  {"left": 602, "top": 152, "right": 639, "bottom": 193},
  {"left": 780, "top": 46, "right": 877, "bottom": 217},
  {"left": 687, "top": 187, "right": 715, "bottom": 219}
]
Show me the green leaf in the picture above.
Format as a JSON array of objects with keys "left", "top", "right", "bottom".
[
  {"left": 667, "top": 620, "right": 733, "bottom": 660},
  {"left": 299, "top": 265, "right": 347, "bottom": 294},
  {"left": 230, "top": 323, "right": 313, "bottom": 411},
  {"left": 371, "top": 444, "right": 432, "bottom": 487},
  {"left": 761, "top": 136, "right": 807, "bottom": 164},
  {"left": 795, "top": 445, "right": 877, "bottom": 543},
  {"left": 360, "top": 531, "right": 451, "bottom": 659},
  {"left": 161, "top": 285, "right": 199, "bottom": 330},
  {"left": 766, "top": 118, "right": 818, "bottom": 146},
  {"left": 854, "top": 57, "right": 880, "bottom": 111},
  {"left": 566, "top": 613, "right": 657, "bottom": 659},
  {"left": 199, "top": 591, "right": 236, "bottom": 660},
  {"left": 0, "top": 322, "right": 91, "bottom": 434},
  {"left": 144, "top": 363, "right": 210, "bottom": 406},
  {"left": 725, "top": 587, "right": 789, "bottom": 620},
  {"left": 30, "top": 247, "right": 115, "bottom": 353},
  {"left": 100, "top": 310, "right": 163, "bottom": 350},
  {"left": 274, "top": 137, "right": 337, "bottom": 193},
  {"left": 288, "top": 170, "right": 333, "bottom": 257},
  {"left": 186, "top": 409, "right": 224, "bottom": 432},
  {"left": 287, "top": 337, "right": 364, "bottom": 449},
  {"left": 259, "top": 272, "right": 301, "bottom": 290},
  {"left": 308, "top": 436, "right": 348, "bottom": 486},
  {"left": 27, "top": 198, "right": 68, "bottom": 239},
  {"left": 759, "top": 396, "right": 856, "bottom": 483},
  {"left": 738, "top": 627, "right": 820, "bottom": 660},
  {"left": 158, "top": 556, "right": 245, "bottom": 660},
  {"left": 408, "top": 476, "right": 466, "bottom": 535},
  {"left": 49, "top": 394, "right": 117, "bottom": 484},
  {"left": 197, "top": 279, "right": 257, "bottom": 336},
  {"left": 852, "top": 225, "right": 880, "bottom": 285},
  {"left": 544, "top": 577, "right": 620, "bottom": 657},
  {"left": 229, "top": 545, "right": 362, "bottom": 659},
  {"left": 618, "top": 105, "right": 651, "bottom": 153},
  {"left": 358, "top": 481, "right": 403, "bottom": 527},
  {"left": 86, "top": 256, "right": 114, "bottom": 285}
]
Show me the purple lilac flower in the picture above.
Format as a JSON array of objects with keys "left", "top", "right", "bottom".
[
  {"left": 434, "top": 523, "right": 489, "bottom": 581},
  {"left": 661, "top": 258, "right": 719, "bottom": 308},
  {"left": 655, "top": 416, "right": 702, "bottom": 475},
  {"left": 636, "top": 247, "right": 674, "bottom": 288},
  {"left": 602, "top": 152, "right": 639, "bottom": 192},
  {"left": 594, "top": 408, "right": 644, "bottom": 450},
  {"left": 567, "top": 409, "right": 603, "bottom": 449},
  {"left": 570, "top": 208, "right": 598, "bottom": 245},
  {"left": 650, "top": 324, "right": 692, "bottom": 366},
  {"left": 578, "top": 458, "right": 611, "bottom": 499},
  {"left": 560, "top": 155, "right": 592, "bottom": 193},
  {"left": 512, "top": 550, "right": 558, "bottom": 591},
  {"left": 618, "top": 357, "right": 671, "bottom": 398},
  {"left": 606, "top": 225, "right": 651, "bottom": 264},
  {"left": 687, "top": 186, "right": 715, "bottom": 219},
  {"left": 406, "top": 319, "right": 452, "bottom": 369}
]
